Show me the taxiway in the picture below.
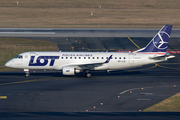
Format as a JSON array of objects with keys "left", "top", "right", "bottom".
[{"left": 0, "top": 29, "right": 180, "bottom": 119}]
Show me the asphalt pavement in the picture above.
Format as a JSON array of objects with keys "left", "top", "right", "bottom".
[{"left": 0, "top": 28, "right": 180, "bottom": 120}]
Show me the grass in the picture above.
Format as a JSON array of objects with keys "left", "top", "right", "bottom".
[
  {"left": 0, "top": 0, "right": 180, "bottom": 28},
  {"left": 0, "top": 0, "right": 180, "bottom": 111},
  {"left": 0, "top": 38, "right": 58, "bottom": 72},
  {"left": 144, "top": 92, "right": 180, "bottom": 111}
]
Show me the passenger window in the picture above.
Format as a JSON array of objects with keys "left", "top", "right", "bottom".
[
  {"left": 93, "top": 57, "right": 95, "bottom": 59},
  {"left": 97, "top": 57, "right": 99, "bottom": 59},
  {"left": 106, "top": 57, "right": 108, "bottom": 59},
  {"left": 124, "top": 57, "right": 126, "bottom": 59},
  {"left": 84, "top": 57, "right": 86, "bottom": 59},
  {"left": 79, "top": 57, "right": 81, "bottom": 59},
  {"left": 70, "top": 57, "right": 72, "bottom": 59},
  {"left": 102, "top": 57, "right": 103, "bottom": 59},
  {"left": 61, "top": 57, "right": 63, "bottom": 59},
  {"left": 74, "top": 57, "right": 76, "bottom": 59},
  {"left": 88, "top": 57, "right": 90, "bottom": 59},
  {"left": 115, "top": 57, "right": 117, "bottom": 59},
  {"left": 66, "top": 57, "right": 68, "bottom": 59},
  {"left": 119, "top": 57, "right": 121, "bottom": 59}
]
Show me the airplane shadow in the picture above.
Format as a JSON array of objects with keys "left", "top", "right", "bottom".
[{"left": 0, "top": 70, "right": 148, "bottom": 78}]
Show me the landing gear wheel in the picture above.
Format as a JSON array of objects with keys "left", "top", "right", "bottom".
[
  {"left": 85, "top": 70, "right": 91, "bottom": 78},
  {"left": 86, "top": 72, "right": 91, "bottom": 78}
]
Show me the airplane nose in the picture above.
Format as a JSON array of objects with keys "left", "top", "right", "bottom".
[{"left": 5, "top": 61, "right": 11, "bottom": 67}]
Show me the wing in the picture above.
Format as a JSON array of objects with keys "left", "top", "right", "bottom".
[{"left": 63, "top": 55, "right": 113, "bottom": 70}]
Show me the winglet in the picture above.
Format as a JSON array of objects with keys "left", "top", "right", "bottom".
[{"left": 104, "top": 55, "right": 113, "bottom": 63}]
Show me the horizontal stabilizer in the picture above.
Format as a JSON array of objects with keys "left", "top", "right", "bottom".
[{"left": 149, "top": 54, "right": 175, "bottom": 60}]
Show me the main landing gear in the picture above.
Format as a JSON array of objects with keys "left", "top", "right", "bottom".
[
  {"left": 85, "top": 70, "right": 91, "bottom": 78},
  {"left": 24, "top": 69, "right": 30, "bottom": 77}
]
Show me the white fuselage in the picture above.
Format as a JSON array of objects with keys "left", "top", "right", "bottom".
[
  {"left": 5, "top": 25, "right": 175, "bottom": 77},
  {"left": 5, "top": 51, "right": 164, "bottom": 71}
]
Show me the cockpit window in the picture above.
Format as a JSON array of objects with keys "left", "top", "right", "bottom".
[
  {"left": 14, "top": 55, "right": 23, "bottom": 59},
  {"left": 14, "top": 55, "right": 19, "bottom": 58},
  {"left": 18, "top": 55, "right": 23, "bottom": 59}
]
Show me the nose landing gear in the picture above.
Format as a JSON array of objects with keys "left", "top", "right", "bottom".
[{"left": 24, "top": 69, "right": 30, "bottom": 77}]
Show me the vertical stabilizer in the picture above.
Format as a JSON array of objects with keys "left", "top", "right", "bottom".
[{"left": 134, "top": 25, "right": 172, "bottom": 55}]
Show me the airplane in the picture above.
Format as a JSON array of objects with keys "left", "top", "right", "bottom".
[{"left": 5, "top": 25, "right": 175, "bottom": 77}]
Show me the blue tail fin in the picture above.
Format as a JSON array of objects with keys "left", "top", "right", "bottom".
[{"left": 135, "top": 25, "right": 172, "bottom": 54}]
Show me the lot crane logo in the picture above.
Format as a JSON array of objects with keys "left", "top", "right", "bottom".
[{"left": 153, "top": 31, "right": 169, "bottom": 50}]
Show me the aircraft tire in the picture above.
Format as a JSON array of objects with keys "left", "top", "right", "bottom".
[{"left": 86, "top": 73, "right": 91, "bottom": 78}]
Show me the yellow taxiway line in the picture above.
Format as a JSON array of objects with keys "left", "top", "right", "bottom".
[{"left": 0, "top": 96, "right": 7, "bottom": 99}]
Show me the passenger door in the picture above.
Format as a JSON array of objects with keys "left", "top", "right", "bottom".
[{"left": 129, "top": 53, "right": 134, "bottom": 65}]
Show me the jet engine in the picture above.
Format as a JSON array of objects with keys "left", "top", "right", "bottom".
[{"left": 62, "top": 66, "right": 81, "bottom": 75}]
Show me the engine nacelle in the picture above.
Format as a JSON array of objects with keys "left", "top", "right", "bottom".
[{"left": 62, "top": 66, "right": 81, "bottom": 75}]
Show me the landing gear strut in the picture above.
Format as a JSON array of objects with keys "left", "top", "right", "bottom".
[
  {"left": 24, "top": 69, "right": 30, "bottom": 77},
  {"left": 25, "top": 72, "right": 30, "bottom": 77},
  {"left": 85, "top": 70, "right": 91, "bottom": 78}
]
